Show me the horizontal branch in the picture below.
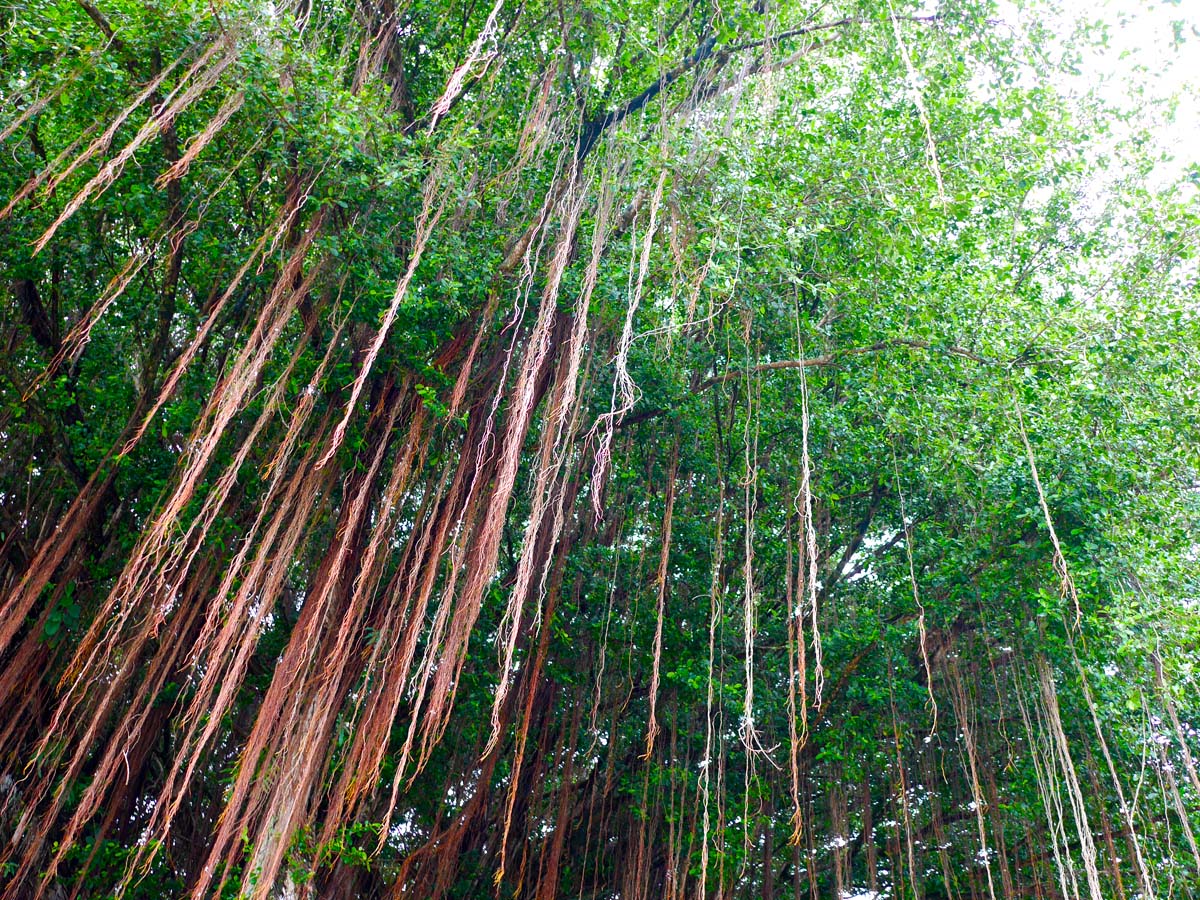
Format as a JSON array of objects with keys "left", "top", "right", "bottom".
[
  {"left": 698, "top": 337, "right": 993, "bottom": 390},
  {"left": 723, "top": 14, "right": 940, "bottom": 56}
]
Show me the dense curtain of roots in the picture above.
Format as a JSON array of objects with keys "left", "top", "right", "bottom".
[{"left": 1, "top": 1, "right": 1197, "bottom": 899}]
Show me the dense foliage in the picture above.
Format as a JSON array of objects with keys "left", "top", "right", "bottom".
[{"left": 1, "top": 0, "right": 1198, "bottom": 897}]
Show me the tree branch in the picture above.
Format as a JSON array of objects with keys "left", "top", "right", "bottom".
[
  {"left": 698, "top": 338, "right": 993, "bottom": 390},
  {"left": 76, "top": 0, "right": 126, "bottom": 54},
  {"left": 576, "top": 15, "right": 944, "bottom": 162}
]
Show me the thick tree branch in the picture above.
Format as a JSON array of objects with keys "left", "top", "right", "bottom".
[
  {"left": 576, "top": 15, "right": 943, "bottom": 162},
  {"left": 12, "top": 279, "right": 58, "bottom": 351},
  {"left": 75, "top": 0, "right": 126, "bottom": 54}
]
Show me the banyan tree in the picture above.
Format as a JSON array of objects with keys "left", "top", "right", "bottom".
[{"left": 1, "top": 0, "right": 1198, "bottom": 896}]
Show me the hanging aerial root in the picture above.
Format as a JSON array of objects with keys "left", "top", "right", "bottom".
[
  {"left": 377, "top": 434, "right": 490, "bottom": 809},
  {"left": 155, "top": 88, "right": 246, "bottom": 186},
  {"left": 1015, "top": 399, "right": 1081, "bottom": 628},
  {"left": 698, "top": 453, "right": 725, "bottom": 896},
  {"left": 3, "top": 315, "right": 330, "bottom": 896},
  {"left": 409, "top": 173, "right": 584, "bottom": 771},
  {"left": 0, "top": 126, "right": 98, "bottom": 222},
  {"left": 786, "top": 514, "right": 809, "bottom": 846},
  {"left": 507, "top": 59, "right": 561, "bottom": 179},
  {"left": 239, "top": 427, "right": 411, "bottom": 898},
  {"left": 5, "top": 228, "right": 336, "bottom": 887},
  {"left": 740, "top": 307, "right": 761, "bottom": 757},
  {"left": 887, "top": 663, "right": 923, "bottom": 900},
  {"left": 886, "top": 0, "right": 947, "bottom": 206},
  {"left": 590, "top": 168, "right": 668, "bottom": 522},
  {"left": 55, "top": 224, "right": 328, "bottom": 713},
  {"left": 1151, "top": 651, "right": 1200, "bottom": 871},
  {"left": 363, "top": 368, "right": 508, "bottom": 837},
  {"left": 1013, "top": 661, "right": 1075, "bottom": 900},
  {"left": 320, "top": 164, "right": 447, "bottom": 467},
  {"left": 493, "top": 535, "right": 567, "bottom": 890},
  {"left": 321, "top": 400, "right": 429, "bottom": 836},
  {"left": 428, "top": 0, "right": 505, "bottom": 130},
  {"left": 486, "top": 171, "right": 614, "bottom": 753},
  {"left": 34, "top": 565, "right": 216, "bottom": 896},
  {"left": 132, "top": 429, "right": 339, "bottom": 880},
  {"left": 645, "top": 429, "right": 680, "bottom": 760},
  {"left": 4, "top": 43, "right": 199, "bottom": 225},
  {"left": 892, "top": 444, "right": 938, "bottom": 732},
  {"left": 447, "top": 290, "right": 500, "bottom": 419},
  {"left": 947, "top": 656, "right": 998, "bottom": 900},
  {"left": 34, "top": 34, "right": 240, "bottom": 253},
  {"left": 1072, "top": 640, "right": 1155, "bottom": 900},
  {"left": 794, "top": 328, "right": 823, "bottom": 705},
  {"left": 125, "top": 184, "right": 317, "bottom": 454},
  {"left": 1036, "top": 654, "right": 1104, "bottom": 900},
  {"left": 1152, "top": 651, "right": 1200, "bottom": 800},
  {"left": 534, "top": 699, "right": 584, "bottom": 900},
  {"left": 25, "top": 218, "right": 195, "bottom": 401},
  {"left": 191, "top": 387, "right": 405, "bottom": 900},
  {"left": 0, "top": 60, "right": 88, "bottom": 145},
  {"left": 0, "top": 451, "right": 118, "bottom": 663}
]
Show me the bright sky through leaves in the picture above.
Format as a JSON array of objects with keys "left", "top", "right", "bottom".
[{"left": 1055, "top": 0, "right": 1200, "bottom": 182}]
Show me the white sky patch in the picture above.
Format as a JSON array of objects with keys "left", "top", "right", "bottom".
[{"left": 1026, "top": 0, "right": 1200, "bottom": 185}]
